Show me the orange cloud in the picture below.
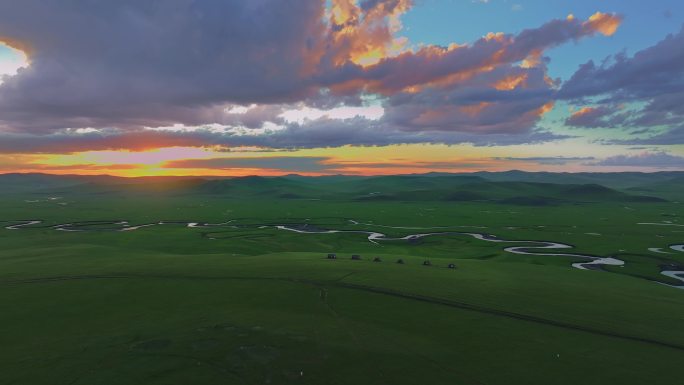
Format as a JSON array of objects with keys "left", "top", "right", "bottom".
[
  {"left": 328, "top": 12, "right": 622, "bottom": 97},
  {"left": 493, "top": 73, "right": 528, "bottom": 90},
  {"left": 0, "top": 3, "right": 627, "bottom": 166},
  {"left": 584, "top": 12, "right": 622, "bottom": 36},
  {"left": 329, "top": 0, "right": 412, "bottom": 67},
  {"left": 538, "top": 102, "right": 555, "bottom": 116},
  {"left": 521, "top": 49, "right": 542, "bottom": 68},
  {"left": 460, "top": 102, "right": 493, "bottom": 117},
  {"left": 330, "top": 0, "right": 358, "bottom": 25},
  {"left": 319, "top": 157, "right": 525, "bottom": 175},
  {"left": 571, "top": 106, "right": 597, "bottom": 118}
]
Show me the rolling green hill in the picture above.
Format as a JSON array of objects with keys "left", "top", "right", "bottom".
[
  {"left": 626, "top": 176, "right": 684, "bottom": 200},
  {"left": 0, "top": 173, "right": 668, "bottom": 204}
]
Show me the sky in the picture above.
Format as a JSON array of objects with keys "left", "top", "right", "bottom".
[{"left": 0, "top": 0, "right": 683, "bottom": 176}]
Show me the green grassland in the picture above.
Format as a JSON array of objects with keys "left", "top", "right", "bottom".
[{"left": 1, "top": 173, "right": 684, "bottom": 384}]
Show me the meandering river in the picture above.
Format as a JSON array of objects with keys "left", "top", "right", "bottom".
[{"left": 4, "top": 219, "right": 683, "bottom": 288}]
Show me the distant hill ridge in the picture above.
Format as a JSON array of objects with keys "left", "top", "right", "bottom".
[{"left": 0, "top": 172, "right": 673, "bottom": 205}]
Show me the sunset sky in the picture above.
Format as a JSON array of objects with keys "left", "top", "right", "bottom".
[{"left": 0, "top": 0, "right": 683, "bottom": 176}]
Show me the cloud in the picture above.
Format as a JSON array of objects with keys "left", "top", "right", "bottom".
[
  {"left": 607, "top": 125, "right": 684, "bottom": 145},
  {"left": 497, "top": 156, "right": 595, "bottom": 165},
  {"left": 0, "top": 1, "right": 621, "bottom": 151},
  {"left": 590, "top": 151, "right": 684, "bottom": 168},
  {"left": 162, "top": 118, "right": 572, "bottom": 149},
  {"left": 565, "top": 105, "right": 627, "bottom": 128},
  {"left": 321, "top": 159, "right": 493, "bottom": 170},
  {"left": 583, "top": 12, "right": 621, "bottom": 36},
  {"left": 561, "top": 25, "right": 684, "bottom": 101},
  {"left": 560, "top": 24, "right": 684, "bottom": 134},
  {"left": 0, "top": 163, "right": 141, "bottom": 172},
  {"left": 0, "top": 117, "right": 573, "bottom": 154},
  {"left": 380, "top": 65, "right": 557, "bottom": 134},
  {"left": 163, "top": 156, "right": 333, "bottom": 173},
  {"left": 320, "top": 12, "right": 622, "bottom": 95},
  {"left": 0, "top": 130, "right": 206, "bottom": 154},
  {"left": 0, "top": 0, "right": 327, "bottom": 133}
]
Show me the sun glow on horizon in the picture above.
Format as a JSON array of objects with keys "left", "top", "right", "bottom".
[{"left": 3, "top": 139, "right": 672, "bottom": 178}]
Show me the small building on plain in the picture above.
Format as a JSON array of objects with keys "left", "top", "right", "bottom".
[
  {"left": 327, "top": 253, "right": 337, "bottom": 259},
  {"left": 448, "top": 263, "right": 456, "bottom": 269},
  {"left": 351, "top": 254, "right": 361, "bottom": 260}
]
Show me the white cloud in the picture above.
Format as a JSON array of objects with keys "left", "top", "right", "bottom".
[{"left": 279, "top": 104, "right": 385, "bottom": 124}]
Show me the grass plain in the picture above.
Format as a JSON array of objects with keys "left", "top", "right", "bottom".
[{"left": 1, "top": 173, "right": 683, "bottom": 385}]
